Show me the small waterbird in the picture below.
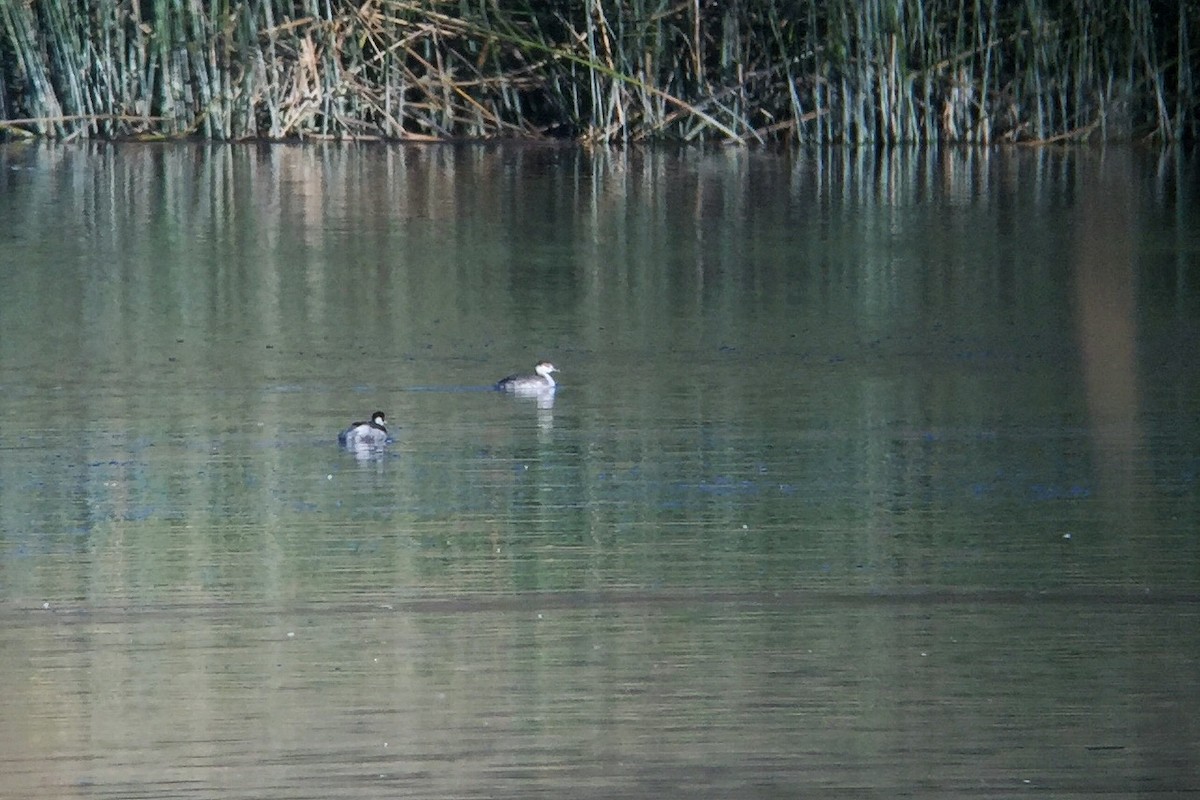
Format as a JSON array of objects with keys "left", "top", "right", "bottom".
[
  {"left": 495, "top": 361, "right": 558, "bottom": 392},
  {"left": 338, "top": 411, "right": 388, "bottom": 447}
]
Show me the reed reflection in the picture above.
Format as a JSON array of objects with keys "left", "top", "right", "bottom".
[
  {"left": 1072, "top": 151, "right": 1143, "bottom": 498},
  {"left": 2, "top": 141, "right": 1200, "bottom": 800},
  {"left": 0, "top": 142, "right": 1196, "bottom": 601}
]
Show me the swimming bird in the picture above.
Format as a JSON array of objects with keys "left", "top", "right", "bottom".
[
  {"left": 338, "top": 411, "right": 388, "bottom": 447},
  {"left": 496, "top": 361, "right": 558, "bottom": 392}
]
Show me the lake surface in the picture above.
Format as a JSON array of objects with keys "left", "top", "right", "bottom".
[{"left": 1, "top": 142, "right": 1198, "bottom": 798}]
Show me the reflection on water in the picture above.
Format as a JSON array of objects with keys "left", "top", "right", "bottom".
[
  {"left": 0, "top": 142, "right": 1198, "bottom": 797},
  {"left": 2, "top": 593, "right": 1197, "bottom": 799},
  {"left": 503, "top": 383, "right": 557, "bottom": 432},
  {"left": 1072, "top": 150, "right": 1144, "bottom": 502}
]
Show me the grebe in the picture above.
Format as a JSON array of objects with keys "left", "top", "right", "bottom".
[
  {"left": 338, "top": 411, "right": 388, "bottom": 447},
  {"left": 496, "top": 361, "right": 558, "bottom": 392}
]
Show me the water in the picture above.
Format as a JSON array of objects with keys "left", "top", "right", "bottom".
[{"left": 1, "top": 143, "right": 1198, "bottom": 798}]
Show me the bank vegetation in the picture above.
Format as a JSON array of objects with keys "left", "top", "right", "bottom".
[{"left": 0, "top": 0, "right": 1195, "bottom": 143}]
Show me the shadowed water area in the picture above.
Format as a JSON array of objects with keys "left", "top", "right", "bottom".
[{"left": 0, "top": 143, "right": 1198, "bottom": 798}]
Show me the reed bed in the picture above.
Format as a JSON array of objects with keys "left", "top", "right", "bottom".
[{"left": 1, "top": 0, "right": 1195, "bottom": 143}]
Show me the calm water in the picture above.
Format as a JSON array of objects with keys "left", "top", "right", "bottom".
[{"left": 1, "top": 143, "right": 1198, "bottom": 798}]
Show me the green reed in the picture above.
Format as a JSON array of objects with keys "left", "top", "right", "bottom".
[{"left": 0, "top": 0, "right": 1195, "bottom": 142}]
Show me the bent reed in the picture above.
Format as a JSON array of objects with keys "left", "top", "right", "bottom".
[{"left": 0, "top": 0, "right": 1195, "bottom": 143}]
